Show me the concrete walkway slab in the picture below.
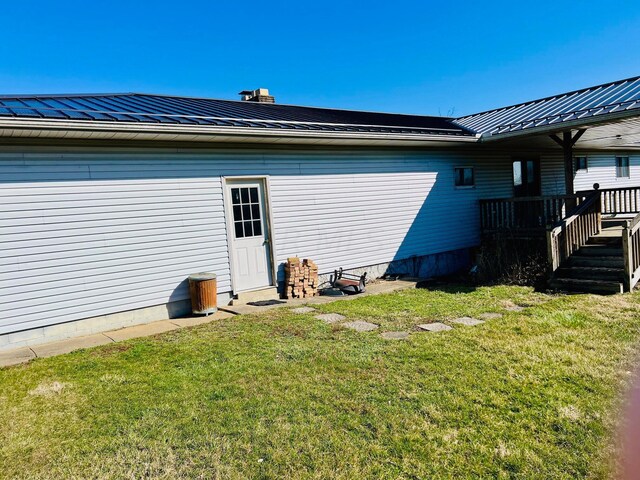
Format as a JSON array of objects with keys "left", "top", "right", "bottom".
[
  {"left": 381, "top": 331, "right": 409, "bottom": 340},
  {"left": 315, "top": 313, "right": 346, "bottom": 324},
  {"left": 342, "top": 321, "right": 379, "bottom": 332},
  {"left": 170, "top": 311, "right": 234, "bottom": 328},
  {"left": 104, "top": 320, "right": 180, "bottom": 342},
  {"left": 0, "top": 347, "right": 36, "bottom": 367},
  {"left": 450, "top": 317, "right": 485, "bottom": 326},
  {"left": 31, "top": 334, "right": 113, "bottom": 359},
  {"left": 417, "top": 322, "right": 452, "bottom": 332},
  {"left": 505, "top": 305, "right": 525, "bottom": 312}
]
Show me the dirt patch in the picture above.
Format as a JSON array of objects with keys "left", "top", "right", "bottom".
[{"left": 29, "top": 381, "right": 67, "bottom": 397}]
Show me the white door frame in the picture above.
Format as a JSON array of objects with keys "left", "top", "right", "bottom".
[{"left": 222, "top": 175, "right": 278, "bottom": 293}]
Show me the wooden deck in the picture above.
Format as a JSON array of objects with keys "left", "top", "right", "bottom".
[{"left": 480, "top": 186, "right": 640, "bottom": 293}]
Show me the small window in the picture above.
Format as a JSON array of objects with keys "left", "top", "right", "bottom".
[
  {"left": 616, "top": 156, "right": 630, "bottom": 178},
  {"left": 454, "top": 167, "right": 475, "bottom": 187},
  {"left": 575, "top": 156, "right": 588, "bottom": 172}
]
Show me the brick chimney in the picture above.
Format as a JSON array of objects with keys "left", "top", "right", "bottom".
[{"left": 239, "top": 88, "right": 275, "bottom": 103}]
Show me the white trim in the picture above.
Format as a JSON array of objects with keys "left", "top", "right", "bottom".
[{"left": 221, "top": 175, "right": 277, "bottom": 294}]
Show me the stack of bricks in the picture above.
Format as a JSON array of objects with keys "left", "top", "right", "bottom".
[{"left": 284, "top": 257, "right": 319, "bottom": 299}]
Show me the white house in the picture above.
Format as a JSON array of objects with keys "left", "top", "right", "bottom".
[{"left": 1, "top": 77, "right": 640, "bottom": 350}]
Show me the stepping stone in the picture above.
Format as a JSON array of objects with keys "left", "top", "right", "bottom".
[
  {"left": 479, "top": 312, "right": 503, "bottom": 320},
  {"left": 291, "top": 307, "right": 316, "bottom": 314},
  {"left": 381, "top": 331, "right": 409, "bottom": 340},
  {"left": 450, "top": 317, "right": 484, "bottom": 326},
  {"left": 505, "top": 305, "right": 525, "bottom": 312},
  {"left": 315, "top": 313, "right": 345, "bottom": 324},
  {"left": 342, "top": 321, "right": 379, "bottom": 332},
  {"left": 417, "top": 322, "right": 452, "bottom": 332}
]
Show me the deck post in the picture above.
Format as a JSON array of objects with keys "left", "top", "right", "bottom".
[
  {"left": 622, "top": 224, "right": 632, "bottom": 292},
  {"left": 549, "top": 129, "right": 586, "bottom": 205}
]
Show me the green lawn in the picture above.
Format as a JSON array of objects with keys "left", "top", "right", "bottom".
[{"left": 2, "top": 285, "right": 640, "bottom": 479}]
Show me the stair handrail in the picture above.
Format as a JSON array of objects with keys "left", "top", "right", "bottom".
[
  {"left": 622, "top": 212, "right": 640, "bottom": 291},
  {"left": 547, "top": 188, "right": 602, "bottom": 272}
]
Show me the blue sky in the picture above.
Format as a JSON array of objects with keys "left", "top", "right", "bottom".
[{"left": 0, "top": 1, "right": 638, "bottom": 116}]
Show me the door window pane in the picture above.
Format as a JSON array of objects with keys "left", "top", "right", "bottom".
[
  {"left": 241, "top": 188, "right": 250, "bottom": 203},
  {"left": 244, "top": 221, "right": 253, "bottom": 237},
  {"left": 513, "top": 162, "right": 523, "bottom": 187},
  {"left": 231, "top": 188, "right": 240, "bottom": 205},
  {"left": 233, "top": 205, "right": 242, "bottom": 222},
  {"left": 253, "top": 220, "right": 262, "bottom": 236},
  {"left": 234, "top": 222, "right": 244, "bottom": 238},
  {"left": 242, "top": 204, "right": 251, "bottom": 220},
  {"left": 250, "top": 187, "right": 258, "bottom": 203},
  {"left": 526, "top": 160, "right": 535, "bottom": 184}
]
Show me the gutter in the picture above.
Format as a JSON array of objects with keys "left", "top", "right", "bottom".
[{"left": 0, "top": 118, "right": 481, "bottom": 145}]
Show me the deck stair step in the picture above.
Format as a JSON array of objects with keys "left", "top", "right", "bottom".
[
  {"left": 602, "top": 218, "right": 631, "bottom": 228},
  {"left": 574, "top": 244, "right": 623, "bottom": 257},
  {"left": 587, "top": 236, "right": 622, "bottom": 246},
  {"left": 566, "top": 255, "right": 624, "bottom": 268},
  {"left": 556, "top": 266, "right": 625, "bottom": 282},
  {"left": 550, "top": 224, "right": 626, "bottom": 294},
  {"left": 549, "top": 277, "right": 624, "bottom": 295}
]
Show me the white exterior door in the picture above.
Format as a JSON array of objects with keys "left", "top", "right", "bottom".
[{"left": 226, "top": 180, "right": 273, "bottom": 292}]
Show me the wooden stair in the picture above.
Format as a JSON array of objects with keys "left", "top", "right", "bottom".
[{"left": 549, "top": 224, "right": 625, "bottom": 294}]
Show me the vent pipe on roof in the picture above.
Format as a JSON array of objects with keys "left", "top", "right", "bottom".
[{"left": 239, "top": 88, "right": 275, "bottom": 103}]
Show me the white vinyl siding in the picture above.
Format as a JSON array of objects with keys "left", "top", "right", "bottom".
[
  {"left": 573, "top": 153, "right": 640, "bottom": 191},
  {"left": 0, "top": 150, "right": 481, "bottom": 335}
]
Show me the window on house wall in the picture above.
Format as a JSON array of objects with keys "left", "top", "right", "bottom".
[
  {"left": 616, "top": 156, "right": 630, "bottom": 178},
  {"left": 454, "top": 167, "right": 475, "bottom": 187},
  {"left": 575, "top": 156, "right": 588, "bottom": 172}
]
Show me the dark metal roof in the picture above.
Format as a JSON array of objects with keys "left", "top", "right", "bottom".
[
  {"left": 454, "top": 75, "right": 640, "bottom": 136},
  {"left": 0, "top": 93, "right": 474, "bottom": 137}
]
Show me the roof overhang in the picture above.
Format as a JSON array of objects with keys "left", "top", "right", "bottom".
[
  {"left": 478, "top": 108, "right": 640, "bottom": 142},
  {"left": 476, "top": 111, "right": 640, "bottom": 151},
  {"left": 0, "top": 118, "right": 480, "bottom": 147}
]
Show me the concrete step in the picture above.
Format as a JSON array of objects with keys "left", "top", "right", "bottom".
[
  {"left": 231, "top": 286, "right": 280, "bottom": 305},
  {"left": 575, "top": 244, "right": 623, "bottom": 257},
  {"left": 549, "top": 277, "right": 624, "bottom": 294},
  {"left": 556, "top": 265, "right": 625, "bottom": 282},
  {"left": 567, "top": 255, "right": 624, "bottom": 268}
]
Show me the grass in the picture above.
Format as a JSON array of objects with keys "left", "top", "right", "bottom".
[{"left": 2, "top": 284, "right": 640, "bottom": 479}]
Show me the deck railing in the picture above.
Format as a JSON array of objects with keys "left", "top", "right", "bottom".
[
  {"left": 479, "top": 194, "right": 589, "bottom": 233},
  {"left": 622, "top": 213, "right": 640, "bottom": 291},
  {"left": 546, "top": 190, "right": 602, "bottom": 272},
  {"left": 600, "top": 186, "right": 640, "bottom": 215}
]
